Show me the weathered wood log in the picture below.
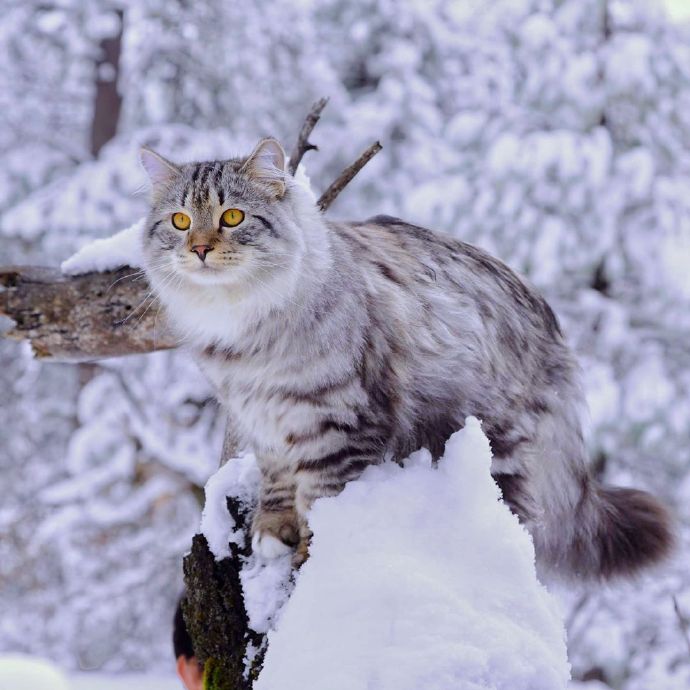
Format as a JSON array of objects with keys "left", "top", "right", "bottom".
[
  {"left": 0, "top": 265, "right": 177, "bottom": 361},
  {"left": 182, "top": 415, "right": 263, "bottom": 690}
]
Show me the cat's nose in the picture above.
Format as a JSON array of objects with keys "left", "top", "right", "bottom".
[{"left": 191, "top": 244, "right": 213, "bottom": 262}]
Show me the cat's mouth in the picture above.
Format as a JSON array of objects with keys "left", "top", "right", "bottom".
[{"left": 181, "top": 262, "right": 236, "bottom": 286}]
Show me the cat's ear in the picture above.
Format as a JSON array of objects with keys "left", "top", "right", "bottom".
[
  {"left": 140, "top": 147, "right": 180, "bottom": 188},
  {"left": 241, "top": 138, "right": 287, "bottom": 199}
]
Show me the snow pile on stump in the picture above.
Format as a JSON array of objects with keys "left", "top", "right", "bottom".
[{"left": 202, "top": 417, "right": 570, "bottom": 690}]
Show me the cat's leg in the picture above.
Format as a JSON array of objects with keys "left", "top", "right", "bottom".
[
  {"left": 251, "top": 462, "right": 300, "bottom": 559},
  {"left": 293, "top": 445, "right": 379, "bottom": 566}
]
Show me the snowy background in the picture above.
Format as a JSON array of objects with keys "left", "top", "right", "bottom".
[{"left": 2, "top": 0, "right": 690, "bottom": 688}]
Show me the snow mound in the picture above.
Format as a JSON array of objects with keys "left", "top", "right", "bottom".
[
  {"left": 200, "top": 452, "right": 261, "bottom": 560},
  {"left": 0, "top": 654, "right": 70, "bottom": 690},
  {"left": 200, "top": 452, "right": 295, "bottom": 634},
  {"left": 255, "top": 417, "right": 570, "bottom": 690},
  {"left": 61, "top": 219, "right": 145, "bottom": 275}
]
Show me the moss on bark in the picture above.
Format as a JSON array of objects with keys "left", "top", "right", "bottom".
[{"left": 182, "top": 496, "right": 265, "bottom": 689}]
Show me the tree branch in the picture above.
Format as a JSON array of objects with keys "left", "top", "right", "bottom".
[
  {"left": 317, "top": 141, "right": 382, "bottom": 212},
  {"left": 0, "top": 266, "right": 176, "bottom": 361},
  {"left": 673, "top": 595, "right": 690, "bottom": 659},
  {"left": 287, "top": 97, "right": 329, "bottom": 175}
]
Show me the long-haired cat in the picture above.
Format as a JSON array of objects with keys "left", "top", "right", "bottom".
[{"left": 140, "top": 137, "right": 672, "bottom": 578}]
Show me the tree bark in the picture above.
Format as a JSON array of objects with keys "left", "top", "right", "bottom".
[
  {"left": 90, "top": 9, "right": 124, "bottom": 157},
  {"left": 0, "top": 266, "right": 176, "bottom": 361},
  {"left": 183, "top": 531, "right": 264, "bottom": 690}
]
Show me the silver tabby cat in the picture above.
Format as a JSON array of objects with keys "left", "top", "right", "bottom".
[{"left": 141, "top": 137, "right": 672, "bottom": 578}]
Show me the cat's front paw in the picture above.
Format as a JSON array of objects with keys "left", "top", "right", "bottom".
[
  {"left": 251, "top": 508, "right": 300, "bottom": 560},
  {"left": 291, "top": 526, "right": 312, "bottom": 568}
]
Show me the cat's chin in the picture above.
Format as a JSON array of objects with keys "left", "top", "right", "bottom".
[{"left": 182, "top": 266, "right": 237, "bottom": 287}]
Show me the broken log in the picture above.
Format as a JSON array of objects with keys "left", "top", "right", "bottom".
[{"left": 0, "top": 265, "right": 176, "bottom": 361}]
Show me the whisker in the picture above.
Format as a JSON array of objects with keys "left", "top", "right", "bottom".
[
  {"left": 106, "top": 269, "right": 146, "bottom": 294},
  {"left": 118, "top": 267, "right": 178, "bottom": 327}
]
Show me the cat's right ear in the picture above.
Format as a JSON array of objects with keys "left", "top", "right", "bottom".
[{"left": 140, "top": 147, "right": 180, "bottom": 188}]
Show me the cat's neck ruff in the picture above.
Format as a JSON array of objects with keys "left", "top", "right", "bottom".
[{"left": 156, "top": 277, "right": 274, "bottom": 348}]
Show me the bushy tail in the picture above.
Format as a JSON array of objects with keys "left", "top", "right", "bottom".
[
  {"left": 533, "top": 479, "right": 675, "bottom": 579},
  {"left": 555, "top": 482, "right": 674, "bottom": 580}
]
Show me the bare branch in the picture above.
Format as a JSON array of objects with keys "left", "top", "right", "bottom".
[
  {"left": 673, "top": 595, "right": 690, "bottom": 659},
  {"left": 317, "top": 141, "right": 382, "bottom": 212},
  {"left": 220, "top": 416, "right": 241, "bottom": 467},
  {"left": 287, "top": 97, "right": 329, "bottom": 175},
  {"left": 0, "top": 265, "right": 177, "bottom": 361}
]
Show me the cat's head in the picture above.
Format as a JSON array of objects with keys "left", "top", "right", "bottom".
[{"left": 140, "top": 138, "right": 316, "bottom": 294}]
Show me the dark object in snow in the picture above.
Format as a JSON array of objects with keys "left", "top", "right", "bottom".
[
  {"left": 182, "top": 532, "right": 264, "bottom": 690},
  {"left": 173, "top": 595, "right": 196, "bottom": 660}
]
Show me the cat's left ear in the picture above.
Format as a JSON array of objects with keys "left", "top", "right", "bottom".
[
  {"left": 241, "top": 138, "right": 287, "bottom": 199},
  {"left": 140, "top": 147, "right": 181, "bottom": 188}
]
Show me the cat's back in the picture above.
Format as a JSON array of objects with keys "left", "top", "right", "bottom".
[{"left": 330, "top": 215, "right": 563, "bottom": 344}]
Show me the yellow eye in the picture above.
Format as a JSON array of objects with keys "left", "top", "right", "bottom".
[
  {"left": 172, "top": 212, "right": 191, "bottom": 230},
  {"left": 220, "top": 208, "right": 244, "bottom": 228}
]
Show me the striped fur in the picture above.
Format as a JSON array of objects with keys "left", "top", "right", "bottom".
[{"left": 141, "top": 139, "right": 673, "bottom": 577}]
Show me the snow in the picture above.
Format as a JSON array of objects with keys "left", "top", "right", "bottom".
[
  {"left": 240, "top": 552, "right": 295, "bottom": 635},
  {"left": 200, "top": 452, "right": 294, "bottom": 634},
  {"left": 69, "top": 673, "right": 177, "bottom": 690},
  {"left": 61, "top": 219, "right": 145, "bottom": 275},
  {"left": 243, "top": 417, "right": 569, "bottom": 690},
  {"left": 0, "top": 655, "right": 70, "bottom": 690},
  {"left": 200, "top": 452, "right": 261, "bottom": 560},
  {"left": 0, "top": 657, "right": 179, "bottom": 690},
  {"left": 200, "top": 419, "right": 570, "bottom": 686}
]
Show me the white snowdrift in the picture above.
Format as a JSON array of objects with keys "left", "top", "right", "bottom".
[
  {"left": 0, "top": 654, "right": 70, "bottom": 690},
  {"left": 61, "top": 219, "right": 145, "bottom": 275},
  {"left": 202, "top": 417, "right": 570, "bottom": 690}
]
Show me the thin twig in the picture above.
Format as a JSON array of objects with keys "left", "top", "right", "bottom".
[
  {"left": 317, "top": 141, "right": 382, "bottom": 212},
  {"left": 565, "top": 592, "right": 590, "bottom": 632},
  {"left": 288, "top": 97, "right": 329, "bottom": 175},
  {"left": 219, "top": 416, "right": 241, "bottom": 467},
  {"left": 672, "top": 595, "right": 690, "bottom": 658}
]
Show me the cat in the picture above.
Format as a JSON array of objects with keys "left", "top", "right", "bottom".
[{"left": 140, "top": 137, "right": 672, "bottom": 578}]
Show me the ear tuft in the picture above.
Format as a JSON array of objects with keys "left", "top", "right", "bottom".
[
  {"left": 140, "top": 147, "right": 180, "bottom": 188},
  {"left": 241, "top": 138, "right": 287, "bottom": 199}
]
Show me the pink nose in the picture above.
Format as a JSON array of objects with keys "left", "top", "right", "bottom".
[{"left": 191, "top": 244, "right": 212, "bottom": 261}]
